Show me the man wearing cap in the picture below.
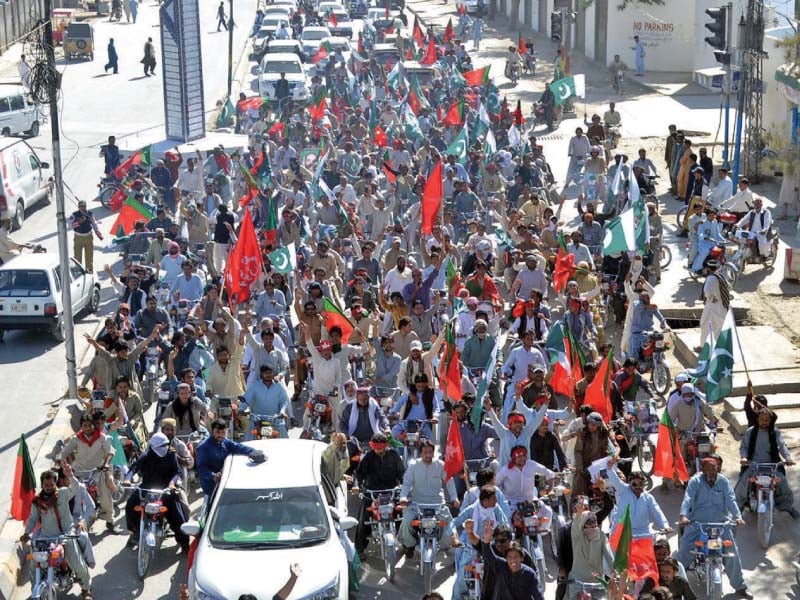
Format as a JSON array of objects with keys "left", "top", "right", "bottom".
[
  {"left": 666, "top": 373, "right": 701, "bottom": 415},
  {"left": 736, "top": 195, "right": 773, "bottom": 260},
  {"left": 510, "top": 254, "right": 548, "bottom": 301},
  {"left": 707, "top": 167, "right": 733, "bottom": 209},
  {"left": 352, "top": 433, "right": 405, "bottom": 557},
  {"left": 69, "top": 200, "right": 103, "bottom": 273},
  {"left": 301, "top": 322, "right": 344, "bottom": 413},
  {"left": 397, "top": 333, "right": 444, "bottom": 396},
  {"left": 501, "top": 330, "right": 547, "bottom": 410},
  {"left": 454, "top": 296, "right": 480, "bottom": 352},
  {"left": 124, "top": 432, "right": 190, "bottom": 551},
  {"left": 669, "top": 382, "right": 718, "bottom": 458},
  {"left": 144, "top": 228, "right": 169, "bottom": 266},
  {"left": 678, "top": 456, "right": 751, "bottom": 598}
]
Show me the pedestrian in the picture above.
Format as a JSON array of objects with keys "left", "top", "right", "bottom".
[
  {"left": 69, "top": 200, "right": 103, "bottom": 274},
  {"left": 471, "top": 16, "right": 483, "bottom": 51},
  {"left": 142, "top": 37, "right": 156, "bottom": 76},
  {"left": 18, "top": 54, "right": 31, "bottom": 89},
  {"left": 99, "top": 135, "right": 120, "bottom": 176},
  {"left": 128, "top": 0, "right": 138, "bottom": 23},
  {"left": 217, "top": 1, "right": 228, "bottom": 31},
  {"left": 104, "top": 38, "right": 118, "bottom": 75},
  {"left": 122, "top": 0, "right": 131, "bottom": 23},
  {"left": 697, "top": 260, "right": 729, "bottom": 349},
  {"left": 632, "top": 35, "right": 645, "bottom": 76}
]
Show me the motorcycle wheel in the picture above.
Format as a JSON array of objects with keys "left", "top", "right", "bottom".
[
  {"left": 766, "top": 239, "right": 779, "bottom": 268},
  {"left": 550, "top": 513, "right": 564, "bottom": 559},
  {"left": 709, "top": 569, "right": 723, "bottom": 600},
  {"left": 137, "top": 529, "right": 152, "bottom": 579},
  {"left": 721, "top": 263, "right": 738, "bottom": 288},
  {"left": 651, "top": 361, "right": 670, "bottom": 396},
  {"left": 637, "top": 437, "right": 655, "bottom": 475},
  {"left": 383, "top": 539, "right": 396, "bottom": 582},
  {"left": 112, "top": 466, "right": 126, "bottom": 504},
  {"left": 535, "top": 552, "right": 547, "bottom": 595},
  {"left": 45, "top": 583, "right": 57, "bottom": 600},
  {"left": 676, "top": 206, "right": 687, "bottom": 231},
  {"left": 422, "top": 555, "right": 433, "bottom": 594},
  {"left": 757, "top": 502, "right": 772, "bottom": 549},
  {"left": 660, "top": 245, "right": 672, "bottom": 269},
  {"left": 98, "top": 186, "right": 117, "bottom": 210}
]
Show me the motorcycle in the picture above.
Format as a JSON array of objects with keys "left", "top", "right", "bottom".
[
  {"left": 154, "top": 281, "right": 171, "bottom": 309},
  {"left": 130, "top": 487, "right": 173, "bottom": 579},
  {"left": 350, "top": 351, "right": 367, "bottom": 385},
  {"left": 73, "top": 464, "right": 125, "bottom": 508},
  {"left": 533, "top": 102, "right": 561, "bottom": 130},
  {"left": 543, "top": 469, "right": 572, "bottom": 559},
  {"left": 523, "top": 52, "right": 537, "bottom": 75},
  {"left": 363, "top": 488, "right": 402, "bottom": 582},
  {"left": 464, "top": 457, "right": 493, "bottom": 489},
  {"left": 576, "top": 173, "right": 606, "bottom": 215},
  {"left": 152, "top": 386, "right": 172, "bottom": 434},
  {"left": 727, "top": 226, "right": 780, "bottom": 287},
  {"left": 506, "top": 61, "right": 520, "bottom": 85},
  {"left": 743, "top": 461, "right": 783, "bottom": 548},
  {"left": 215, "top": 396, "right": 238, "bottom": 438},
  {"left": 682, "top": 426, "right": 722, "bottom": 476},
  {"left": 175, "top": 431, "right": 205, "bottom": 491},
  {"left": 604, "top": 124, "right": 622, "bottom": 150},
  {"left": 141, "top": 344, "right": 162, "bottom": 410},
  {"left": 301, "top": 394, "right": 334, "bottom": 441},
  {"left": 394, "top": 418, "right": 436, "bottom": 464},
  {"left": 25, "top": 534, "right": 81, "bottom": 599},
  {"left": 718, "top": 210, "right": 746, "bottom": 237},
  {"left": 169, "top": 299, "right": 196, "bottom": 330},
  {"left": 249, "top": 413, "right": 288, "bottom": 440},
  {"left": 409, "top": 503, "right": 445, "bottom": 593},
  {"left": 374, "top": 386, "right": 398, "bottom": 410},
  {"left": 613, "top": 70, "right": 624, "bottom": 94},
  {"left": 514, "top": 500, "right": 549, "bottom": 594},
  {"left": 636, "top": 331, "right": 671, "bottom": 395},
  {"left": 687, "top": 521, "right": 736, "bottom": 600},
  {"left": 687, "top": 240, "right": 733, "bottom": 283},
  {"left": 464, "top": 551, "right": 485, "bottom": 599},
  {"left": 95, "top": 175, "right": 121, "bottom": 209},
  {"left": 566, "top": 579, "right": 607, "bottom": 599}
]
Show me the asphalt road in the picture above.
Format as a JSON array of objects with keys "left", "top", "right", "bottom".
[{"left": 0, "top": 0, "right": 257, "bottom": 526}]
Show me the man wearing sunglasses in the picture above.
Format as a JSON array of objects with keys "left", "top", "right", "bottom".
[{"left": 607, "top": 456, "right": 671, "bottom": 538}]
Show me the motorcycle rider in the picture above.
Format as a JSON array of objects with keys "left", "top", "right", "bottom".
[
  {"left": 608, "top": 54, "right": 629, "bottom": 88},
  {"left": 627, "top": 291, "right": 669, "bottom": 360},
  {"left": 501, "top": 330, "right": 547, "bottom": 414},
  {"left": 161, "top": 383, "right": 208, "bottom": 437},
  {"left": 736, "top": 196, "right": 773, "bottom": 260},
  {"left": 505, "top": 45, "right": 522, "bottom": 83},
  {"left": 484, "top": 394, "right": 548, "bottom": 465},
  {"left": 124, "top": 432, "right": 190, "bottom": 552},
  {"left": 21, "top": 465, "right": 93, "bottom": 599},
  {"left": 0, "top": 217, "right": 33, "bottom": 263},
  {"left": 497, "top": 445, "right": 555, "bottom": 526},
  {"left": 301, "top": 322, "right": 344, "bottom": 426},
  {"left": 677, "top": 456, "right": 751, "bottom": 598},
  {"left": 339, "top": 387, "right": 390, "bottom": 450},
  {"left": 691, "top": 208, "right": 726, "bottom": 273},
  {"left": 607, "top": 457, "right": 671, "bottom": 537},
  {"left": 736, "top": 408, "right": 798, "bottom": 518},
  {"left": 566, "top": 505, "right": 614, "bottom": 600},
  {"left": 241, "top": 365, "right": 290, "bottom": 439},
  {"left": 54, "top": 465, "right": 96, "bottom": 572},
  {"left": 397, "top": 439, "right": 459, "bottom": 558},
  {"left": 538, "top": 83, "right": 555, "bottom": 131},
  {"left": 352, "top": 432, "right": 406, "bottom": 559},
  {"left": 61, "top": 414, "right": 117, "bottom": 534},
  {"left": 668, "top": 382, "right": 718, "bottom": 459}
]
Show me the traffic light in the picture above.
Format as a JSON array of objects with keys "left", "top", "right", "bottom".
[
  {"left": 551, "top": 11, "right": 563, "bottom": 43},
  {"left": 704, "top": 6, "right": 728, "bottom": 50}
]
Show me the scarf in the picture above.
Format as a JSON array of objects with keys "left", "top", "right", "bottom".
[
  {"left": 713, "top": 272, "right": 731, "bottom": 311},
  {"left": 405, "top": 356, "right": 424, "bottom": 389},
  {"left": 571, "top": 511, "right": 605, "bottom": 582},
  {"left": 171, "top": 398, "right": 197, "bottom": 432},
  {"left": 347, "top": 399, "right": 381, "bottom": 437},
  {"left": 77, "top": 429, "right": 102, "bottom": 447}
]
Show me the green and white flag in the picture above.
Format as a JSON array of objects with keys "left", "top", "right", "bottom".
[
  {"left": 445, "top": 124, "right": 469, "bottom": 165},
  {"left": 402, "top": 103, "right": 424, "bottom": 143},
  {"left": 706, "top": 310, "right": 736, "bottom": 404},
  {"left": 268, "top": 242, "right": 297, "bottom": 274},
  {"left": 603, "top": 207, "right": 637, "bottom": 255},
  {"left": 484, "top": 128, "right": 497, "bottom": 165},
  {"left": 507, "top": 124, "right": 521, "bottom": 149},
  {"left": 631, "top": 185, "right": 650, "bottom": 253},
  {"left": 682, "top": 326, "right": 713, "bottom": 382},
  {"left": 473, "top": 102, "right": 491, "bottom": 144},
  {"left": 473, "top": 340, "right": 500, "bottom": 429},
  {"left": 387, "top": 62, "right": 405, "bottom": 90},
  {"left": 551, "top": 73, "right": 586, "bottom": 105}
]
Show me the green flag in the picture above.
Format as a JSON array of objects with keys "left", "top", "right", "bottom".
[
  {"left": 268, "top": 242, "right": 297, "bottom": 274},
  {"left": 683, "top": 327, "right": 713, "bottom": 382},
  {"left": 141, "top": 144, "right": 152, "bottom": 167},
  {"left": 216, "top": 97, "right": 235, "bottom": 128},
  {"left": 473, "top": 340, "right": 499, "bottom": 430},
  {"left": 602, "top": 207, "right": 637, "bottom": 256},
  {"left": 403, "top": 104, "right": 423, "bottom": 143},
  {"left": 545, "top": 321, "right": 566, "bottom": 366},
  {"left": 445, "top": 125, "right": 469, "bottom": 166},
  {"left": 551, "top": 74, "right": 586, "bottom": 105},
  {"left": 706, "top": 310, "right": 735, "bottom": 404},
  {"left": 612, "top": 505, "right": 633, "bottom": 573}
]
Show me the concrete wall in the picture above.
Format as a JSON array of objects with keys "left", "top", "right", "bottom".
[
  {"left": 762, "top": 30, "right": 795, "bottom": 142},
  {"left": 583, "top": 1, "right": 595, "bottom": 61}
]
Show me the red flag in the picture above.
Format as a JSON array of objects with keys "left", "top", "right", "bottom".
[
  {"left": 405, "top": 46, "right": 414, "bottom": 60},
  {"left": 110, "top": 196, "right": 154, "bottom": 236},
  {"left": 407, "top": 88, "right": 422, "bottom": 115},
  {"left": 185, "top": 535, "right": 200, "bottom": 576},
  {"left": 109, "top": 187, "right": 126, "bottom": 211},
  {"left": 420, "top": 160, "right": 443, "bottom": 235},
  {"left": 444, "top": 18, "right": 455, "bottom": 43},
  {"left": 463, "top": 66, "right": 490, "bottom": 87},
  {"left": 237, "top": 96, "right": 264, "bottom": 113},
  {"left": 112, "top": 150, "right": 142, "bottom": 180},
  {"left": 518, "top": 36, "right": 527, "bottom": 54},
  {"left": 224, "top": 210, "right": 262, "bottom": 305},
  {"left": 384, "top": 0, "right": 390, "bottom": 17},
  {"left": 553, "top": 248, "right": 576, "bottom": 293},
  {"left": 10, "top": 435, "right": 35, "bottom": 521},
  {"left": 439, "top": 321, "right": 463, "bottom": 403},
  {"left": 374, "top": 124, "right": 388, "bottom": 148},
  {"left": 357, "top": 32, "right": 364, "bottom": 54},
  {"left": 308, "top": 96, "right": 328, "bottom": 122},
  {"left": 267, "top": 121, "right": 285, "bottom": 139},
  {"left": 584, "top": 352, "right": 613, "bottom": 421},
  {"left": 442, "top": 100, "right": 463, "bottom": 126},
  {"left": 457, "top": 3, "right": 465, "bottom": 15},
  {"left": 549, "top": 330, "right": 581, "bottom": 398},
  {"left": 322, "top": 297, "right": 355, "bottom": 343},
  {"left": 444, "top": 411, "right": 465, "bottom": 482},
  {"left": 412, "top": 19, "right": 425, "bottom": 48},
  {"left": 328, "top": 11, "right": 338, "bottom": 26},
  {"left": 511, "top": 298, "right": 526, "bottom": 318},
  {"left": 419, "top": 38, "right": 437, "bottom": 66},
  {"left": 653, "top": 410, "right": 690, "bottom": 483},
  {"left": 513, "top": 100, "right": 524, "bottom": 126},
  {"left": 609, "top": 512, "right": 659, "bottom": 582}
]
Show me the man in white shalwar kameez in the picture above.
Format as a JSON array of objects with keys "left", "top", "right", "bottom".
[{"left": 698, "top": 261, "right": 729, "bottom": 349}]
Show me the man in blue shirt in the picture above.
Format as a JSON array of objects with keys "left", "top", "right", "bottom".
[
  {"left": 677, "top": 456, "right": 751, "bottom": 598},
  {"left": 170, "top": 261, "right": 205, "bottom": 302},
  {"left": 373, "top": 335, "right": 401, "bottom": 393},
  {"left": 606, "top": 459, "right": 670, "bottom": 537},
  {"left": 242, "top": 365, "right": 289, "bottom": 438},
  {"left": 196, "top": 419, "right": 263, "bottom": 496},
  {"left": 628, "top": 291, "right": 669, "bottom": 359}
]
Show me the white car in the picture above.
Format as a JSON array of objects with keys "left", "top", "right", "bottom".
[
  {"left": 300, "top": 25, "right": 332, "bottom": 56},
  {"left": 258, "top": 53, "right": 310, "bottom": 102},
  {"left": 262, "top": 39, "right": 307, "bottom": 63},
  {"left": 0, "top": 253, "right": 100, "bottom": 342},
  {"left": 309, "top": 37, "right": 351, "bottom": 73},
  {"left": 326, "top": 8, "right": 354, "bottom": 39},
  {"left": 183, "top": 439, "right": 355, "bottom": 600},
  {"left": 366, "top": 7, "right": 402, "bottom": 33},
  {"left": 262, "top": 5, "right": 292, "bottom": 19},
  {"left": 317, "top": 1, "right": 345, "bottom": 13},
  {"left": 0, "top": 139, "right": 52, "bottom": 230}
]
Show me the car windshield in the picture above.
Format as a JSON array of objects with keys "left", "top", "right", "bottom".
[
  {"left": 328, "top": 41, "right": 349, "bottom": 51},
  {"left": 0, "top": 269, "right": 50, "bottom": 297},
  {"left": 208, "top": 486, "right": 329, "bottom": 548},
  {"left": 264, "top": 18, "right": 284, "bottom": 27},
  {"left": 264, "top": 60, "right": 302, "bottom": 74},
  {"left": 407, "top": 69, "right": 435, "bottom": 86},
  {"left": 303, "top": 30, "right": 329, "bottom": 41}
]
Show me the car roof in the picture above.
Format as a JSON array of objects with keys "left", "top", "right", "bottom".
[
  {"left": 223, "top": 439, "right": 326, "bottom": 489},
  {"left": 303, "top": 26, "right": 332, "bottom": 33},
  {"left": 321, "top": 36, "right": 350, "bottom": 45},
  {"left": 262, "top": 53, "right": 303, "bottom": 62},
  {"left": 267, "top": 39, "right": 301, "bottom": 47},
  {"left": 0, "top": 253, "right": 63, "bottom": 271},
  {"left": 403, "top": 61, "right": 435, "bottom": 70},
  {"left": 0, "top": 138, "right": 32, "bottom": 153},
  {"left": 373, "top": 43, "right": 398, "bottom": 52}
]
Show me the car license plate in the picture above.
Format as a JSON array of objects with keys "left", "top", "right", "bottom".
[{"left": 10, "top": 304, "right": 26, "bottom": 313}]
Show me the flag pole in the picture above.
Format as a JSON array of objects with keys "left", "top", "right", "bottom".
[{"left": 731, "top": 314, "right": 751, "bottom": 384}]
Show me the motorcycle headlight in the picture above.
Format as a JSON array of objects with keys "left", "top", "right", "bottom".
[
  {"left": 300, "top": 576, "right": 340, "bottom": 600},
  {"left": 707, "top": 539, "right": 722, "bottom": 550}
]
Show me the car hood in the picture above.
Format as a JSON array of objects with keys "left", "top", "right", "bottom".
[{"left": 193, "top": 534, "right": 347, "bottom": 598}]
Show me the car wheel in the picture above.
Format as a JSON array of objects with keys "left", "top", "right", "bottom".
[
  {"left": 27, "top": 121, "right": 39, "bottom": 137},
  {"left": 12, "top": 200, "right": 24, "bottom": 230},
  {"left": 0, "top": 329, "right": 5, "bottom": 342},
  {"left": 51, "top": 319, "right": 65, "bottom": 342},
  {"left": 1, "top": 128, "right": 9, "bottom": 137},
  {"left": 88, "top": 286, "right": 100, "bottom": 313}
]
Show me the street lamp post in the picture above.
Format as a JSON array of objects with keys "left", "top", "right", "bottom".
[{"left": 227, "top": 0, "right": 234, "bottom": 97}]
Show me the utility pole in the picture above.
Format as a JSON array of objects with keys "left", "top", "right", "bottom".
[
  {"left": 42, "top": 0, "right": 78, "bottom": 398},
  {"left": 722, "top": 2, "right": 733, "bottom": 170},
  {"left": 227, "top": 0, "right": 234, "bottom": 97}
]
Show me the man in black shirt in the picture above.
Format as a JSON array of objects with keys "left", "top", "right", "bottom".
[
  {"left": 274, "top": 73, "right": 290, "bottom": 106},
  {"left": 212, "top": 205, "right": 236, "bottom": 275},
  {"left": 352, "top": 433, "right": 405, "bottom": 557}
]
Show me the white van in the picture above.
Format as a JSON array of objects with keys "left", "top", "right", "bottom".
[
  {"left": 0, "top": 139, "right": 52, "bottom": 229},
  {"left": 0, "top": 84, "right": 42, "bottom": 138}
]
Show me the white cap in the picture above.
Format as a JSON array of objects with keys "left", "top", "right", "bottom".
[{"left": 681, "top": 383, "right": 695, "bottom": 395}]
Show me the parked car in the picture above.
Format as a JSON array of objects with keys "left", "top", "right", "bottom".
[
  {"left": 0, "top": 84, "right": 44, "bottom": 138},
  {"left": 183, "top": 439, "right": 355, "bottom": 600},
  {"left": 0, "top": 253, "right": 100, "bottom": 342},
  {"left": 0, "top": 139, "right": 52, "bottom": 230}
]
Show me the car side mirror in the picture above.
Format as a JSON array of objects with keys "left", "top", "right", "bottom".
[
  {"left": 40, "top": 162, "right": 49, "bottom": 169},
  {"left": 339, "top": 516, "right": 358, "bottom": 531},
  {"left": 181, "top": 521, "right": 201, "bottom": 536}
]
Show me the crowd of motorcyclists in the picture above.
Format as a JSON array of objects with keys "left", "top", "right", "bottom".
[{"left": 12, "top": 0, "right": 798, "bottom": 598}]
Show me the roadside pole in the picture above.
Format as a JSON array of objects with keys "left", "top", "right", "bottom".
[
  {"left": 42, "top": 0, "right": 78, "bottom": 398},
  {"left": 228, "top": 0, "right": 235, "bottom": 97},
  {"left": 722, "top": 1, "right": 733, "bottom": 170}
]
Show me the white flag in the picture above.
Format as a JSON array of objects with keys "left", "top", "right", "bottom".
[
  {"left": 573, "top": 74, "right": 586, "bottom": 98},
  {"left": 486, "top": 128, "right": 497, "bottom": 155},
  {"left": 508, "top": 124, "right": 521, "bottom": 149}
]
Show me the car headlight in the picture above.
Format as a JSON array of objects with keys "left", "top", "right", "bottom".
[
  {"left": 300, "top": 576, "right": 340, "bottom": 600},
  {"left": 195, "top": 581, "right": 225, "bottom": 600}
]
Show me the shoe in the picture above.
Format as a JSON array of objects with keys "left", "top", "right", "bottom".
[
  {"left": 126, "top": 535, "right": 138, "bottom": 549},
  {"left": 106, "top": 521, "right": 123, "bottom": 534},
  {"left": 290, "top": 417, "right": 300, "bottom": 429},
  {"left": 358, "top": 550, "right": 367, "bottom": 561},
  {"left": 734, "top": 588, "right": 753, "bottom": 599},
  {"left": 179, "top": 540, "right": 191, "bottom": 553},
  {"left": 403, "top": 545, "right": 415, "bottom": 558},
  {"left": 81, "top": 590, "right": 93, "bottom": 599},
  {"left": 787, "top": 507, "right": 800, "bottom": 519}
]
